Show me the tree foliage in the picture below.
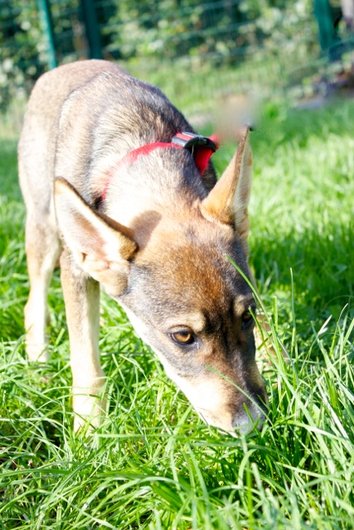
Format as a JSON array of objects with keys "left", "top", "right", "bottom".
[
  {"left": 105, "top": 0, "right": 314, "bottom": 64},
  {"left": 0, "top": 0, "right": 43, "bottom": 110},
  {"left": 0, "top": 0, "right": 316, "bottom": 111}
]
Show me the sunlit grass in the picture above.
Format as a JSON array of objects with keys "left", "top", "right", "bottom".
[{"left": 0, "top": 97, "right": 353, "bottom": 529}]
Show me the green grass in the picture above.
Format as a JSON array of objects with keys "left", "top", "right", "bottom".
[{"left": 0, "top": 97, "right": 353, "bottom": 529}]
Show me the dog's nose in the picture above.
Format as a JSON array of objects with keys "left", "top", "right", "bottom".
[
  {"left": 232, "top": 411, "right": 264, "bottom": 435},
  {"left": 232, "top": 397, "right": 266, "bottom": 435}
]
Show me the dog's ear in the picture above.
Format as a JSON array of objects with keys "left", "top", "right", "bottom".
[
  {"left": 54, "top": 178, "right": 137, "bottom": 296},
  {"left": 200, "top": 127, "right": 252, "bottom": 243}
]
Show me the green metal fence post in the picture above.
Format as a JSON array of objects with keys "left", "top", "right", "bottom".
[
  {"left": 80, "top": 0, "right": 103, "bottom": 59},
  {"left": 313, "top": 0, "right": 341, "bottom": 60},
  {"left": 37, "top": 0, "right": 57, "bottom": 69}
]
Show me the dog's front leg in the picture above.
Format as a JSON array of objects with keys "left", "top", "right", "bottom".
[{"left": 60, "top": 249, "right": 106, "bottom": 431}]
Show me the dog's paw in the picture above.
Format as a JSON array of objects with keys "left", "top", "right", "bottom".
[
  {"left": 72, "top": 388, "right": 107, "bottom": 433},
  {"left": 26, "top": 335, "right": 49, "bottom": 363}
]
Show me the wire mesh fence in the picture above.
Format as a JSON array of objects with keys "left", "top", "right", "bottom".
[{"left": 1, "top": 0, "right": 354, "bottom": 129}]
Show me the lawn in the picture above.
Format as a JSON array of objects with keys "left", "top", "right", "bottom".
[{"left": 0, "top": 95, "right": 353, "bottom": 529}]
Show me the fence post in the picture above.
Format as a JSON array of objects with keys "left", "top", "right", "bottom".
[
  {"left": 37, "top": 0, "right": 57, "bottom": 69},
  {"left": 80, "top": 0, "right": 103, "bottom": 59},
  {"left": 313, "top": 0, "right": 341, "bottom": 60}
]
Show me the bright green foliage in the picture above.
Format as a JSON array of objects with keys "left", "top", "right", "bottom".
[
  {"left": 0, "top": 98, "right": 353, "bottom": 529},
  {"left": 0, "top": 0, "right": 318, "bottom": 111},
  {"left": 107, "top": 0, "right": 315, "bottom": 63},
  {"left": 0, "top": 0, "right": 78, "bottom": 110},
  {"left": 0, "top": 1, "right": 42, "bottom": 110}
]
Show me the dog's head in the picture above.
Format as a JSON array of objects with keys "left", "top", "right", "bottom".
[{"left": 55, "top": 129, "right": 267, "bottom": 435}]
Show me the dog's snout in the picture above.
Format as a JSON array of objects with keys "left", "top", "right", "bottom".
[
  {"left": 231, "top": 384, "right": 268, "bottom": 435},
  {"left": 232, "top": 400, "right": 266, "bottom": 435},
  {"left": 195, "top": 390, "right": 267, "bottom": 437}
]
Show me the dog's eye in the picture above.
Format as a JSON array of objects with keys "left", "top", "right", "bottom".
[
  {"left": 241, "top": 306, "right": 256, "bottom": 329},
  {"left": 170, "top": 329, "right": 195, "bottom": 346}
]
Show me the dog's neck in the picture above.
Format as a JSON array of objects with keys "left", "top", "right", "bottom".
[{"left": 100, "top": 133, "right": 219, "bottom": 201}]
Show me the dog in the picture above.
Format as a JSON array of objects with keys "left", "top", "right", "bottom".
[{"left": 18, "top": 60, "right": 266, "bottom": 435}]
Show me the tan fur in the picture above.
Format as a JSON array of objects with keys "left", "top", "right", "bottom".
[
  {"left": 19, "top": 60, "right": 266, "bottom": 435},
  {"left": 200, "top": 127, "right": 251, "bottom": 246}
]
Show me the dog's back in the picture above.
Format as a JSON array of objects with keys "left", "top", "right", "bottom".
[{"left": 19, "top": 60, "right": 215, "bottom": 213}]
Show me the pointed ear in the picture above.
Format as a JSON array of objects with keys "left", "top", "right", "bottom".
[
  {"left": 200, "top": 127, "right": 252, "bottom": 242},
  {"left": 54, "top": 178, "right": 137, "bottom": 296}
]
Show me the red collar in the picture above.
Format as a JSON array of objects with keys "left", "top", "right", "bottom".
[{"left": 101, "top": 132, "right": 219, "bottom": 200}]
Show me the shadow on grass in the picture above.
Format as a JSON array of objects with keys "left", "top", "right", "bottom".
[{"left": 251, "top": 220, "right": 353, "bottom": 335}]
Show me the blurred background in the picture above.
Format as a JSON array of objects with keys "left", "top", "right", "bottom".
[{"left": 1, "top": 0, "right": 354, "bottom": 133}]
